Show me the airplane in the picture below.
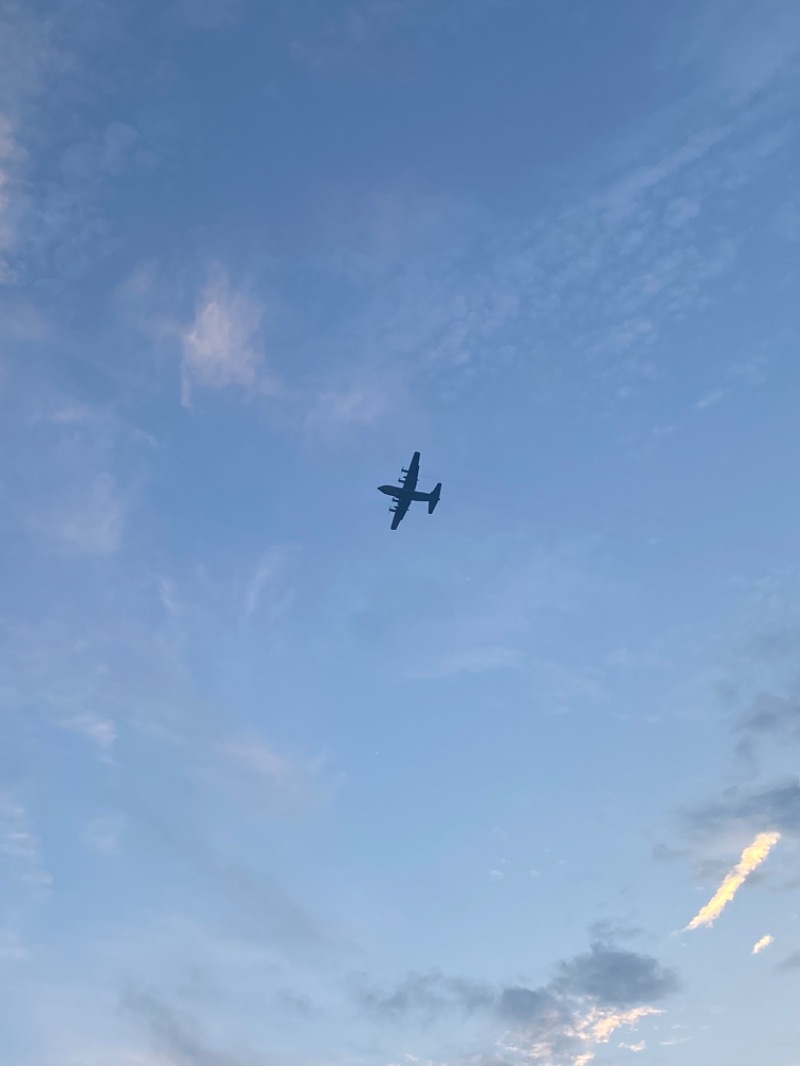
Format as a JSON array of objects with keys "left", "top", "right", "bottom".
[{"left": 378, "top": 451, "right": 441, "bottom": 530}]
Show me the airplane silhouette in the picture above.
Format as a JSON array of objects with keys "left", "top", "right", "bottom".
[{"left": 378, "top": 451, "right": 441, "bottom": 530}]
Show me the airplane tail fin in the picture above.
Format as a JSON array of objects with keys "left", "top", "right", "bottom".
[{"left": 428, "top": 483, "right": 441, "bottom": 514}]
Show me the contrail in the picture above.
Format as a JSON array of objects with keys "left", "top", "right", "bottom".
[
  {"left": 752, "top": 934, "right": 774, "bottom": 955},
  {"left": 684, "top": 831, "right": 781, "bottom": 931}
]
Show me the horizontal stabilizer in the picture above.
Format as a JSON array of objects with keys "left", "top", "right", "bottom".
[{"left": 428, "top": 483, "right": 441, "bottom": 514}]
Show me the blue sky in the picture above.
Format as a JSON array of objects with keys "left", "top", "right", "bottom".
[{"left": 2, "top": 0, "right": 800, "bottom": 1063}]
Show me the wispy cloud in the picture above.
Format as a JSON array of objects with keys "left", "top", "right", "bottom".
[
  {"left": 9, "top": 399, "right": 143, "bottom": 556},
  {"left": 180, "top": 271, "right": 276, "bottom": 406},
  {"left": 124, "top": 987, "right": 248, "bottom": 1066},
  {"left": 675, "top": 0, "right": 800, "bottom": 103},
  {"left": 0, "top": 793, "right": 51, "bottom": 952},
  {"left": 33, "top": 472, "right": 126, "bottom": 555},
  {"left": 776, "top": 950, "right": 800, "bottom": 972},
  {"left": 215, "top": 738, "right": 338, "bottom": 818},
  {"left": 752, "top": 934, "right": 774, "bottom": 955},
  {"left": 0, "top": 112, "right": 20, "bottom": 283},
  {"left": 244, "top": 545, "right": 296, "bottom": 620},
  {"left": 0, "top": 0, "right": 151, "bottom": 285},
  {"left": 0, "top": 795, "right": 50, "bottom": 892},
  {"left": 293, "top": 89, "right": 791, "bottom": 436},
  {"left": 65, "top": 713, "right": 117, "bottom": 752},
  {"left": 684, "top": 830, "right": 781, "bottom": 931},
  {"left": 291, "top": 0, "right": 513, "bottom": 76},
  {"left": 0, "top": 926, "right": 28, "bottom": 961},
  {"left": 305, "top": 370, "right": 399, "bottom": 434},
  {"left": 81, "top": 815, "right": 124, "bottom": 856}
]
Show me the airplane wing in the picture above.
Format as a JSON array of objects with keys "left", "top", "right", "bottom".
[
  {"left": 390, "top": 496, "right": 411, "bottom": 530},
  {"left": 400, "top": 451, "right": 420, "bottom": 493}
]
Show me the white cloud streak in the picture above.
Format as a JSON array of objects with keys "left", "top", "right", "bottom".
[
  {"left": 0, "top": 794, "right": 51, "bottom": 897},
  {"left": 684, "top": 831, "right": 781, "bottom": 931},
  {"left": 752, "top": 934, "right": 774, "bottom": 955}
]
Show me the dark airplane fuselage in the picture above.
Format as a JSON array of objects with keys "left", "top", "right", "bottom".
[{"left": 379, "top": 485, "right": 427, "bottom": 501}]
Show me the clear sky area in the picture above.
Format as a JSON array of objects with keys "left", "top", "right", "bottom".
[{"left": 2, "top": 2, "right": 800, "bottom": 1063}]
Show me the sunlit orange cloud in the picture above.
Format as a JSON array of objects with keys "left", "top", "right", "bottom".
[
  {"left": 752, "top": 934, "right": 774, "bottom": 955},
  {"left": 575, "top": 1006, "right": 661, "bottom": 1045},
  {"left": 499, "top": 1005, "right": 660, "bottom": 1066},
  {"left": 684, "top": 831, "right": 781, "bottom": 931}
]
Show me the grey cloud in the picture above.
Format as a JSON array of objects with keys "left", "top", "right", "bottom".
[
  {"left": 689, "top": 780, "right": 800, "bottom": 838},
  {"left": 738, "top": 693, "right": 800, "bottom": 743},
  {"left": 124, "top": 988, "right": 249, "bottom": 1066},
  {"left": 274, "top": 990, "right": 318, "bottom": 1017},
  {"left": 140, "top": 812, "right": 338, "bottom": 956},
  {"left": 725, "top": 782, "right": 800, "bottom": 833},
  {"left": 709, "top": 626, "right": 800, "bottom": 770},
  {"left": 357, "top": 971, "right": 448, "bottom": 1019},
  {"left": 652, "top": 842, "right": 688, "bottom": 863},
  {"left": 496, "top": 986, "right": 566, "bottom": 1027},
  {"left": 357, "top": 970, "right": 493, "bottom": 1021},
  {"left": 554, "top": 942, "right": 679, "bottom": 1007},
  {"left": 776, "top": 951, "right": 800, "bottom": 972},
  {"left": 588, "top": 919, "right": 643, "bottom": 944},
  {"left": 356, "top": 943, "right": 679, "bottom": 1027}
]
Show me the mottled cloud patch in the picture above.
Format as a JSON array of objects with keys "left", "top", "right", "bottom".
[
  {"left": 752, "top": 934, "right": 774, "bottom": 955},
  {"left": 180, "top": 272, "right": 275, "bottom": 406},
  {"left": 684, "top": 831, "right": 781, "bottom": 931}
]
